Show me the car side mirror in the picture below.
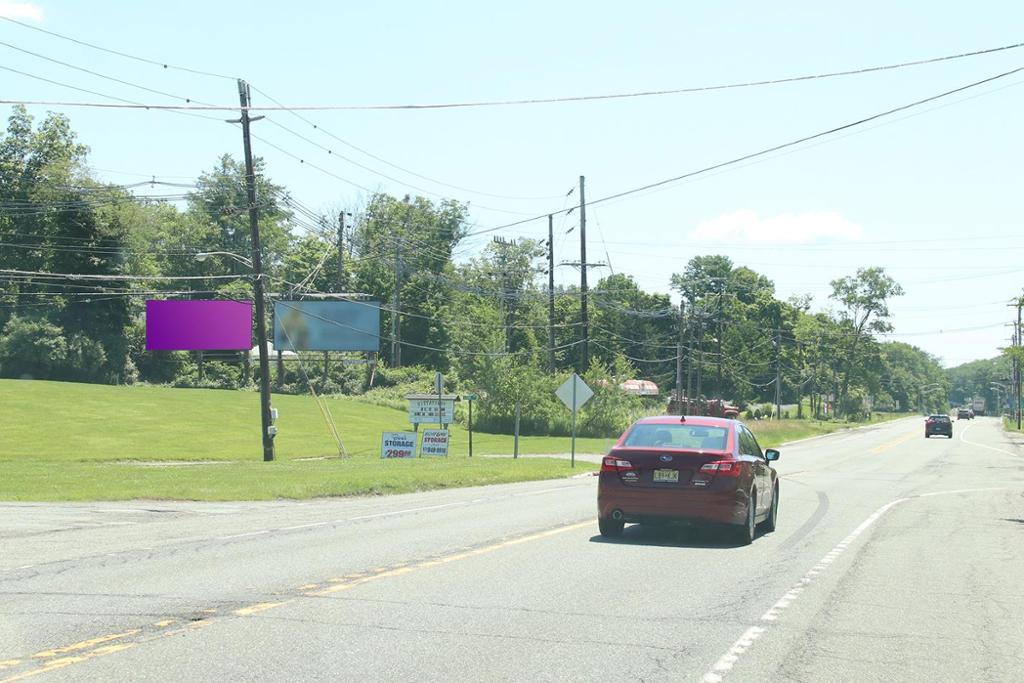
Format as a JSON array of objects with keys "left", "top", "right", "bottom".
[{"left": 765, "top": 448, "right": 780, "bottom": 462}]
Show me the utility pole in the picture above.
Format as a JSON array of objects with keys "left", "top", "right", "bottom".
[
  {"left": 676, "top": 302, "right": 685, "bottom": 406},
  {"left": 234, "top": 79, "right": 274, "bottom": 462},
  {"left": 796, "top": 340, "right": 804, "bottom": 419},
  {"left": 578, "top": 175, "right": 589, "bottom": 372},
  {"left": 695, "top": 312, "right": 704, "bottom": 415},
  {"left": 547, "top": 214, "right": 556, "bottom": 372},
  {"left": 685, "top": 307, "right": 693, "bottom": 401},
  {"left": 338, "top": 211, "right": 346, "bottom": 289},
  {"left": 716, "top": 285, "right": 724, "bottom": 398},
  {"left": 391, "top": 236, "right": 402, "bottom": 367},
  {"left": 1011, "top": 296, "right": 1019, "bottom": 428},
  {"left": 774, "top": 329, "right": 782, "bottom": 420}
]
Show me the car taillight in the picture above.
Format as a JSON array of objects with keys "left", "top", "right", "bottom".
[
  {"left": 700, "top": 460, "right": 742, "bottom": 476},
  {"left": 926, "top": 420, "right": 934, "bottom": 425},
  {"left": 601, "top": 456, "right": 635, "bottom": 473}
]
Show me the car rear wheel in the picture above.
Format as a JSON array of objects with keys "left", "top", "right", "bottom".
[
  {"left": 734, "top": 492, "right": 756, "bottom": 545},
  {"left": 759, "top": 484, "right": 779, "bottom": 534},
  {"left": 598, "top": 517, "right": 624, "bottom": 538}
]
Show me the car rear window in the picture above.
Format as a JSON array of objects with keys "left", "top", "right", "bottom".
[
  {"left": 930, "top": 415, "right": 950, "bottom": 422},
  {"left": 622, "top": 424, "right": 729, "bottom": 450}
]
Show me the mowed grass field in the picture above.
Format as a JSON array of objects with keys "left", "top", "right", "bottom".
[
  {"left": 1, "top": 379, "right": 910, "bottom": 501},
  {"left": 0, "top": 379, "right": 604, "bottom": 501}
]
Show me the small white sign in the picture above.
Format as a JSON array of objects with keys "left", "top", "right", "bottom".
[
  {"left": 420, "top": 429, "right": 449, "bottom": 457},
  {"left": 381, "top": 431, "right": 417, "bottom": 459},
  {"left": 556, "top": 373, "right": 594, "bottom": 411},
  {"left": 408, "top": 399, "right": 456, "bottom": 424}
]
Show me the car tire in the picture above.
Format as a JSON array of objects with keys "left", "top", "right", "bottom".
[
  {"left": 734, "top": 492, "right": 756, "bottom": 545},
  {"left": 598, "top": 517, "right": 624, "bottom": 538},
  {"left": 759, "top": 484, "right": 779, "bottom": 534}
]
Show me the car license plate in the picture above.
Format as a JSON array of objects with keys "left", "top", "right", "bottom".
[{"left": 653, "top": 469, "right": 679, "bottom": 483}]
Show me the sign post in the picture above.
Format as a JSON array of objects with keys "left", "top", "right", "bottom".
[
  {"left": 556, "top": 373, "right": 594, "bottom": 468},
  {"left": 463, "top": 393, "right": 478, "bottom": 457},
  {"left": 435, "top": 372, "right": 444, "bottom": 429}
]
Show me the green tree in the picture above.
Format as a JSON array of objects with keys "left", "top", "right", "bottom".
[
  {"left": 828, "top": 267, "right": 904, "bottom": 416},
  {"left": 350, "top": 193, "right": 469, "bottom": 368}
]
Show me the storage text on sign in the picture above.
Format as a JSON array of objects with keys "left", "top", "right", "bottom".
[
  {"left": 380, "top": 431, "right": 417, "bottom": 459},
  {"left": 420, "top": 429, "right": 449, "bottom": 457}
]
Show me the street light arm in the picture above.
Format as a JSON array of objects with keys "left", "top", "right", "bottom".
[{"left": 194, "top": 251, "right": 254, "bottom": 268}]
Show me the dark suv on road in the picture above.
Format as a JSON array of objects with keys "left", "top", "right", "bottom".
[{"left": 925, "top": 414, "right": 953, "bottom": 438}]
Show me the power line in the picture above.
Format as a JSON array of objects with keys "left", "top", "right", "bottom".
[
  {"left": 0, "top": 16, "right": 236, "bottom": 80},
  {"left": 4, "top": 39, "right": 1020, "bottom": 110},
  {"left": 0, "top": 39, "right": 214, "bottom": 105},
  {"left": 0, "top": 269, "right": 243, "bottom": 282},
  {"left": 249, "top": 84, "right": 561, "bottom": 202},
  {"left": 464, "top": 65, "right": 1024, "bottom": 236},
  {"left": 254, "top": 115, "right": 536, "bottom": 216},
  {"left": 0, "top": 64, "right": 224, "bottom": 123}
]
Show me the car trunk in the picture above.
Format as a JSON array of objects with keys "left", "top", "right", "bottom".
[{"left": 610, "top": 449, "right": 728, "bottom": 488}]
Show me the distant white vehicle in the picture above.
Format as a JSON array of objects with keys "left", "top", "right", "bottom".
[{"left": 972, "top": 397, "right": 986, "bottom": 416}]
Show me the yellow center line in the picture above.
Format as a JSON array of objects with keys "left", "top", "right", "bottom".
[
  {"left": 308, "top": 520, "right": 592, "bottom": 597},
  {"left": 31, "top": 630, "right": 140, "bottom": 659},
  {"left": 3, "top": 519, "right": 594, "bottom": 681},
  {"left": 232, "top": 601, "right": 288, "bottom": 616},
  {"left": 869, "top": 430, "right": 920, "bottom": 454},
  {"left": 2, "top": 644, "right": 136, "bottom": 683}
]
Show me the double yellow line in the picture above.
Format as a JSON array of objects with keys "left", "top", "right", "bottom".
[{"left": 1, "top": 519, "right": 593, "bottom": 682}]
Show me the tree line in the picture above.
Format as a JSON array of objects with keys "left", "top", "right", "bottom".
[{"left": 0, "top": 106, "right": 954, "bottom": 435}]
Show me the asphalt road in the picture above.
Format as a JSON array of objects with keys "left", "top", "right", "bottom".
[{"left": 2, "top": 416, "right": 1023, "bottom": 682}]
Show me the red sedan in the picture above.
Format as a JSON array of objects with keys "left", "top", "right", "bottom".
[{"left": 597, "top": 415, "right": 780, "bottom": 544}]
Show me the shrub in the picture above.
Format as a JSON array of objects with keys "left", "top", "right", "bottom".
[{"left": 0, "top": 316, "right": 68, "bottom": 380}]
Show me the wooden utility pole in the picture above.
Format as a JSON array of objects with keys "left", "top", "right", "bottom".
[
  {"left": 716, "top": 286, "right": 724, "bottom": 398},
  {"left": 391, "top": 236, "right": 401, "bottom": 367},
  {"left": 578, "top": 175, "right": 589, "bottom": 372},
  {"left": 686, "top": 308, "right": 693, "bottom": 401},
  {"left": 338, "top": 211, "right": 346, "bottom": 288},
  {"left": 695, "top": 313, "right": 704, "bottom": 414},
  {"left": 234, "top": 79, "right": 274, "bottom": 461},
  {"left": 1011, "top": 296, "right": 1019, "bottom": 428},
  {"left": 675, "top": 302, "right": 685, "bottom": 405},
  {"left": 547, "top": 214, "right": 556, "bottom": 372},
  {"left": 774, "top": 329, "right": 782, "bottom": 420}
]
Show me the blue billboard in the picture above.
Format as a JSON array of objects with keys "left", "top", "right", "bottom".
[{"left": 273, "top": 300, "right": 381, "bottom": 352}]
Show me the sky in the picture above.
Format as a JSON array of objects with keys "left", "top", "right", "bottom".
[{"left": 1, "top": 0, "right": 1022, "bottom": 368}]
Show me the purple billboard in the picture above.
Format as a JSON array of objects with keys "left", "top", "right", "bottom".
[{"left": 145, "top": 300, "right": 253, "bottom": 351}]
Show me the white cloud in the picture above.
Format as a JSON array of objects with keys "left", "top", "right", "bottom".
[
  {"left": 688, "top": 209, "right": 863, "bottom": 244},
  {"left": 0, "top": 1, "right": 44, "bottom": 22}
]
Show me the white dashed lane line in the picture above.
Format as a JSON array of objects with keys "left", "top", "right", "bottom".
[{"left": 701, "top": 486, "right": 1010, "bottom": 683}]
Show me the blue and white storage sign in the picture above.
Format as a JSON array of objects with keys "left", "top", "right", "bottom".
[
  {"left": 420, "top": 429, "right": 450, "bottom": 457},
  {"left": 381, "top": 431, "right": 417, "bottom": 458}
]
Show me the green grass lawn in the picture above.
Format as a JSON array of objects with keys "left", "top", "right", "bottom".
[
  {"left": 0, "top": 379, "right": 909, "bottom": 501},
  {"left": 0, "top": 379, "right": 600, "bottom": 501},
  {"left": 1, "top": 379, "right": 610, "bottom": 462}
]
